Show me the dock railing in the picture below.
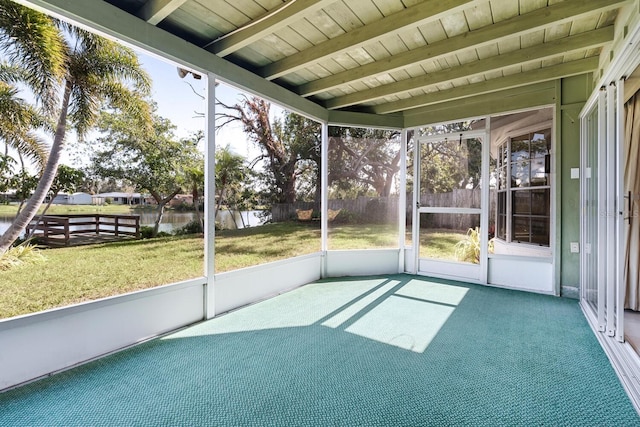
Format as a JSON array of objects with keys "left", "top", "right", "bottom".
[{"left": 26, "top": 214, "right": 140, "bottom": 246}]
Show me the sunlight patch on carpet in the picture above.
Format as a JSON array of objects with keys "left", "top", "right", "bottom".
[{"left": 345, "top": 295, "right": 455, "bottom": 353}]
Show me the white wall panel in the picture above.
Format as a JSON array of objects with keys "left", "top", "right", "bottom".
[
  {"left": 214, "top": 253, "right": 322, "bottom": 314},
  {"left": 326, "top": 249, "right": 400, "bottom": 277},
  {"left": 488, "top": 256, "right": 554, "bottom": 294},
  {"left": 0, "top": 279, "right": 205, "bottom": 391}
]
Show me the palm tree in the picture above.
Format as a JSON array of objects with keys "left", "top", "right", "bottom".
[
  {"left": 0, "top": 1, "right": 151, "bottom": 253},
  {"left": 215, "top": 146, "right": 248, "bottom": 226}
]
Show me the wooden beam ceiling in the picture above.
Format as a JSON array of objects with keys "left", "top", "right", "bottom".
[
  {"left": 374, "top": 56, "right": 599, "bottom": 114},
  {"left": 205, "top": 0, "right": 336, "bottom": 57},
  {"left": 325, "top": 25, "right": 614, "bottom": 109},
  {"left": 258, "top": 0, "right": 476, "bottom": 80},
  {"left": 27, "top": 0, "right": 628, "bottom": 125},
  {"left": 137, "top": 0, "right": 187, "bottom": 25},
  {"left": 297, "top": 0, "right": 626, "bottom": 98}
]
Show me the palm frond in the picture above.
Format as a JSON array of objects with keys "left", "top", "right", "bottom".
[
  {"left": 0, "top": 0, "right": 66, "bottom": 111},
  {"left": 0, "top": 81, "right": 49, "bottom": 167}
]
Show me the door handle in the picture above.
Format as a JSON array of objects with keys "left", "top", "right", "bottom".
[{"left": 624, "top": 191, "right": 632, "bottom": 225}]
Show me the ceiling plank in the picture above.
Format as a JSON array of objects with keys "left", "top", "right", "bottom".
[
  {"left": 137, "top": 0, "right": 187, "bottom": 25},
  {"left": 298, "top": 0, "right": 626, "bottom": 97},
  {"left": 207, "top": 0, "right": 336, "bottom": 57},
  {"left": 324, "top": 25, "right": 613, "bottom": 109},
  {"left": 372, "top": 56, "right": 599, "bottom": 114},
  {"left": 259, "top": 0, "right": 476, "bottom": 80}
]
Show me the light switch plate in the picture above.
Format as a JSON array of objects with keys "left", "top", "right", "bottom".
[
  {"left": 571, "top": 168, "right": 580, "bottom": 179},
  {"left": 570, "top": 242, "right": 580, "bottom": 253}
]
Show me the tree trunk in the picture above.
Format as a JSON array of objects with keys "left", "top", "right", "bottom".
[
  {"left": 151, "top": 188, "right": 181, "bottom": 236},
  {"left": 153, "top": 202, "right": 167, "bottom": 237},
  {"left": 0, "top": 81, "right": 72, "bottom": 253},
  {"left": 192, "top": 185, "right": 202, "bottom": 229}
]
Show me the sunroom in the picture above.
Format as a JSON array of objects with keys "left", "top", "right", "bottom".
[{"left": 2, "top": 0, "right": 640, "bottom": 424}]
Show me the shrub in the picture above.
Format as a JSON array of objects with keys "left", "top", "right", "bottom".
[
  {"left": 176, "top": 219, "right": 203, "bottom": 235},
  {"left": 0, "top": 243, "right": 46, "bottom": 271},
  {"left": 332, "top": 209, "right": 359, "bottom": 224},
  {"left": 139, "top": 226, "right": 155, "bottom": 239},
  {"left": 454, "top": 227, "right": 494, "bottom": 264}
]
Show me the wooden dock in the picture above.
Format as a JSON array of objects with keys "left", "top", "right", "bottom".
[{"left": 26, "top": 214, "right": 141, "bottom": 247}]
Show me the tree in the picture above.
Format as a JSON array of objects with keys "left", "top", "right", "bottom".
[
  {"left": 0, "top": 2, "right": 150, "bottom": 253},
  {"left": 182, "top": 132, "right": 205, "bottom": 230},
  {"left": 11, "top": 170, "right": 38, "bottom": 214},
  {"left": 328, "top": 127, "right": 401, "bottom": 198},
  {"left": 215, "top": 146, "right": 249, "bottom": 227},
  {"left": 216, "top": 96, "right": 320, "bottom": 205},
  {"left": 90, "top": 107, "right": 194, "bottom": 236}
]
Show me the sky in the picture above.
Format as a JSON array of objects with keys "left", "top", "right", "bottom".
[
  {"left": 130, "top": 51, "right": 276, "bottom": 164},
  {"left": 6, "top": 37, "right": 290, "bottom": 173}
]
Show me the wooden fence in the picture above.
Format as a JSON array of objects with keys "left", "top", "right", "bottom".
[{"left": 27, "top": 214, "right": 140, "bottom": 247}]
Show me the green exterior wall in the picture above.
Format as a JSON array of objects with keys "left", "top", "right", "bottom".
[{"left": 558, "top": 74, "right": 593, "bottom": 298}]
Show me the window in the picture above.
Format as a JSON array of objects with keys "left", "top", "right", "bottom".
[{"left": 496, "top": 129, "right": 551, "bottom": 246}]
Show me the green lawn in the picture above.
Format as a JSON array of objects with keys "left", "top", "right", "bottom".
[{"left": 0, "top": 222, "right": 470, "bottom": 319}]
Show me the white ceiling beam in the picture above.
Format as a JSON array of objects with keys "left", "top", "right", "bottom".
[
  {"left": 372, "top": 56, "right": 599, "bottom": 115},
  {"left": 299, "top": 0, "right": 626, "bottom": 97},
  {"left": 259, "top": 0, "right": 476, "bottom": 80},
  {"left": 137, "top": 0, "right": 186, "bottom": 25},
  {"left": 325, "top": 26, "right": 613, "bottom": 109},
  {"left": 207, "top": 0, "right": 337, "bottom": 57}
]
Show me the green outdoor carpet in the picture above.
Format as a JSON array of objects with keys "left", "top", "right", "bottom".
[{"left": 1, "top": 274, "right": 638, "bottom": 426}]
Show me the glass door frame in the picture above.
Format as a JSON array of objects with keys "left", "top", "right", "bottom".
[
  {"left": 412, "top": 123, "right": 490, "bottom": 283},
  {"left": 579, "top": 80, "right": 626, "bottom": 343}
]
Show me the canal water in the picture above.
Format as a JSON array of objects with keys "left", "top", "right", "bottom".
[{"left": 0, "top": 209, "right": 267, "bottom": 237}]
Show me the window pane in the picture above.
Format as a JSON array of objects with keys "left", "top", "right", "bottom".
[
  {"left": 531, "top": 218, "right": 550, "bottom": 245},
  {"left": 530, "top": 140, "right": 548, "bottom": 158},
  {"left": 497, "top": 215, "right": 506, "bottom": 240},
  {"left": 510, "top": 135, "right": 530, "bottom": 162},
  {"left": 531, "top": 189, "right": 550, "bottom": 215},
  {"left": 512, "top": 190, "right": 530, "bottom": 214},
  {"left": 530, "top": 157, "right": 548, "bottom": 186},
  {"left": 511, "top": 161, "right": 530, "bottom": 187},
  {"left": 328, "top": 126, "right": 400, "bottom": 250},
  {"left": 496, "top": 192, "right": 506, "bottom": 240},
  {"left": 512, "top": 216, "right": 530, "bottom": 242},
  {"left": 498, "top": 165, "right": 507, "bottom": 189},
  {"left": 216, "top": 94, "right": 322, "bottom": 273}
]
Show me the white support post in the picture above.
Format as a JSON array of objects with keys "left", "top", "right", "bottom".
[
  {"left": 579, "top": 105, "right": 586, "bottom": 303},
  {"left": 398, "top": 129, "right": 407, "bottom": 273},
  {"left": 412, "top": 130, "right": 420, "bottom": 274},
  {"left": 321, "top": 122, "right": 328, "bottom": 277},
  {"left": 616, "top": 77, "right": 626, "bottom": 343},
  {"left": 597, "top": 87, "right": 607, "bottom": 332},
  {"left": 606, "top": 82, "right": 616, "bottom": 337},
  {"left": 480, "top": 117, "right": 491, "bottom": 284},
  {"left": 203, "top": 73, "right": 216, "bottom": 319}
]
